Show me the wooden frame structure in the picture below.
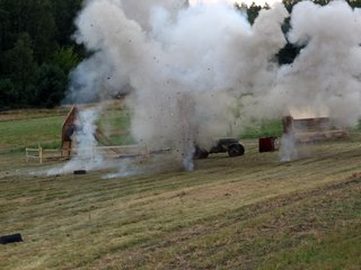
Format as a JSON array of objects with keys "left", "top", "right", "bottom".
[
  {"left": 26, "top": 146, "right": 63, "bottom": 164},
  {"left": 25, "top": 105, "right": 168, "bottom": 164},
  {"left": 282, "top": 116, "right": 348, "bottom": 143},
  {"left": 61, "top": 106, "right": 78, "bottom": 159}
]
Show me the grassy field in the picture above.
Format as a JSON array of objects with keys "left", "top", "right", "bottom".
[
  {"left": 0, "top": 110, "right": 66, "bottom": 152},
  {"left": 0, "top": 109, "right": 360, "bottom": 269},
  {"left": 0, "top": 105, "right": 132, "bottom": 153}
]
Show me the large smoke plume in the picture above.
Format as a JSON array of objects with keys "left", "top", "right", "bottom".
[
  {"left": 63, "top": 0, "right": 361, "bottom": 173},
  {"left": 67, "top": 0, "right": 287, "bottom": 171},
  {"left": 272, "top": 1, "right": 361, "bottom": 161},
  {"left": 270, "top": 1, "right": 361, "bottom": 126}
]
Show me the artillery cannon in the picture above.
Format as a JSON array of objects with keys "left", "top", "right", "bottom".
[{"left": 194, "top": 138, "right": 245, "bottom": 159}]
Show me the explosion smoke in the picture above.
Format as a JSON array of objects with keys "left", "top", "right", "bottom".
[
  {"left": 47, "top": 107, "right": 104, "bottom": 175},
  {"left": 66, "top": 0, "right": 287, "bottom": 171},
  {"left": 270, "top": 1, "right": 361, "bottom": 126},
  {"left": 63, "top": 0, "right": 361, "bottom": 172},
  {"left": 269, "top": 1, "right": 361, "bottom": 161}
]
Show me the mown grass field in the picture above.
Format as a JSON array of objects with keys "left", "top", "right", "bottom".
[
  {"left": 0, "top": 108, "right": 360, "bottom": 270},
  {"left": 0, "top": 105, "right": 132, "bottom": 153}
]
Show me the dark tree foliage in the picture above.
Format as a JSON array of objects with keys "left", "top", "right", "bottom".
[
  {"left": 3, "top": 33, "right": 37, "bottom": 104},
  {"left": 0, "top": 0, "right": 82, "bottom": 110},
  {"left": 0, "top": 79, "right": 16, "bottom": 110},
  {"left": 277, "top": 16, "right": 302, "bottom": 65},
  {"left": 235, "top": 2, "right": 264, "bottom": 25},
  {"left": 236, "top": 2, "right": 299, "bottom": 65},
  {"left": 51, "top": 0, "right": 83, "bottom": 46},
  {"left": 35, "top": 64, "right": 67, "bottom": 108}
]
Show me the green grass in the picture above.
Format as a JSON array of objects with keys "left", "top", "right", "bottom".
[
  {"left": 240, "top": 119, "right": 283, "bottom": 139},
  {"left": 0, "top": 106, "right": 132, "bottom": 153},
  {"left": 261, "top": 225, "right": 361, "bottom": 270},
  {"left": 1, "top": 139, "right": 361, "bottom": 269},
  {"left": 0, "top": 109, "right": 360, "bottom": 269},
  {"left": 0, "top": 116, "right": 65, "bottom": 152},
  {"left": 0, "top": 106, "right": 283, "bottom": 154}
]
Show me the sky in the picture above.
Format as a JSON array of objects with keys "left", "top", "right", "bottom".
[{"left": 189, "top": 0, "right": 282, "bottom": 7}]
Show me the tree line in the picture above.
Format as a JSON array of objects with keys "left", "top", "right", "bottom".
[
  {"left": 0, "top": 0, "right": 82, "bottom": 110},
  {"left": 0, "top": 0, "right": 360, "bottom": 110}
]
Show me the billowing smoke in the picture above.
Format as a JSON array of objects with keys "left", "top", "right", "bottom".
[
  {"left": 66, "top": 0, "right": 287, "bottom": 171},
  {"left": 48, "top": 107, "right": 104, "bottom": 175},
  {"left": 63, "top": 0, "right": 361, "bottom": 171},
  {"left": 270, "top": 1, "right": 361, "bottom": 126},
  {"left": 265, "top": 1, "right": 361, "bottom": 161},
  {"left": 120, "top": 0, "right": 188, "bottom": 30}
]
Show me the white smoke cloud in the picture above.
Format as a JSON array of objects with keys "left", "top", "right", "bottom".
[
  {"left": 47, "top": 107, "right": 104, "bottom": 175},
  {"left": 120, "top": 0, "right": 188, "bottom": 30},
  {"left": 266, "top": 0, "right": 361, "bottom": 162},
  {"left": 65, "top": 0, "right": 361, "bottom": 171},
  {"left": 67, "top": 0, "right": 287, "bottom": 171},
  {"left": 269, "top": 1, "right": 361, "bottom": 127}
]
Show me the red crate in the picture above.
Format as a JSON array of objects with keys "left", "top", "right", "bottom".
[{"left": 259, "top": 137, "right": 277, "bottom": 153}]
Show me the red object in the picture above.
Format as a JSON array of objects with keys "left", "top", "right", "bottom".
[{"left": 259, "top": 137, "right": 277, "bottom": 153}]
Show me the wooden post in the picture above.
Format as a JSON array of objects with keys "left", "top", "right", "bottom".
[
  {"left": 25, "top": 149, "right": 29, "bottom": 163},
  {"left": 39, "top": 145, "right": 43, "bottom": 164}
]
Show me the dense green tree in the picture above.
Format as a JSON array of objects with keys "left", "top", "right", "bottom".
[
  {"left": 0, "top": 79, "right": 16, "bottom": 109},
  {"left": 52, "top": 47, "right": 80, "bottom": 75},
  {"left": 0, "top": 0, "right": 82, "bottom": 109},
  {"left": 51, "top": 0, "right": 82, "bottom": 47},
  {"left": 35, "top": 63, "right": 67, "bottom": 108},
  {"left": 235, "top": 2, "right": 264, "bottom": 25},
  {"left": 0, "top": 0, "right": 57, "bottom": 61},
  {"left": 3, "top": 33, "right": 37, "bottom": 104},
  {"left": 247, "top": 3, "right": 264, "bottom": 25}
]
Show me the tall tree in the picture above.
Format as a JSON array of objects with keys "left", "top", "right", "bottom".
[
  {"left": 35, "top": 63, "right": 67, "bottom": 108},
  {"left": 3, "top": 33, "right": 37, "bottom": 104},
  {"left": 0, "top": 79, "right": 16, "bottom": 109},
  {"left": 0, "top": 0, "right": 57, "bottom": 62},
  {"left": 52, "top": 47, "right": 80, "bottom": 75},
  {"left": 51, "top": 0, "right": 82, "bottom": 47},
  {"left": 235, "top": 2, "right": 263, "bottom": 25}
]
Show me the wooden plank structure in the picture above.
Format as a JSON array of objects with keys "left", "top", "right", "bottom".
[
  {"left": 25, "top": 146, "right": 44, "bottom": 164},
  {"left": 26, "top": 106, "right": 79, "bottom": 164},
  {"left": 61, "top": 106, "right": 78, "bottom": 159},
  {"left": 26, "top": 146, "right": 63, "bottom": 164},
  {"left": 25, "top": 105, "right": 164, "bottom": 164},
  {"left": 282, "top": 116, "right": 348, "bottom": 143}
]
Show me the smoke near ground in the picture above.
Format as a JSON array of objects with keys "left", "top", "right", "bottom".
[
  {"left": 66, "top": 0, "right": 287, "bottom": 171},
  {"left": 62, "top": 0, "right": 361, "bottom": 172},
  {"left": 47, "top": 107, "right": 105, "bottom": 175},
  {"left": 270, "top": 1, "right": 361, "bottom": 161}
]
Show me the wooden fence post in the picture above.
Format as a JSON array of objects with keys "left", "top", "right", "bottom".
[{"left": 39, "top": 145, "right": 43, "bottom": 164}]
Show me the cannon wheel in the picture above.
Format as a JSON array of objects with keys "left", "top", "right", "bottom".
[
  {"left": 193, "top": 146, "right": 209, "bottom": 159},
  {"left": 228, "top": 143, "right": 245, "bottom": 157}
]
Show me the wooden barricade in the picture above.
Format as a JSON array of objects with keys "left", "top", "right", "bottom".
[
  {"left": 282, "top": 116, "right": 348, "bottom": 143},
  {"left": 26, "top": 146, "right": 43, "bottom": 164},
  {"left": 26, "top": 146, "right": 62, "bottom": 164}
]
